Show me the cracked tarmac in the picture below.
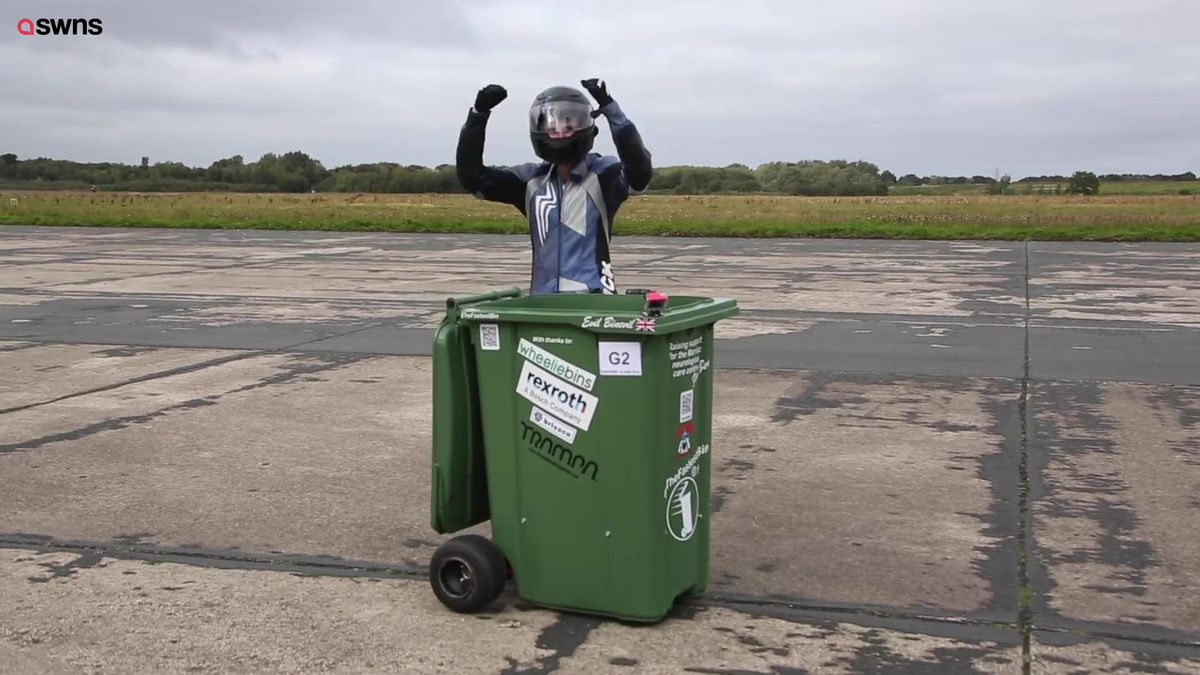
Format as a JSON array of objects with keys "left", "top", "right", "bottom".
[{"left": 1, "top": 226, "right": 1198, "bottom": 673}]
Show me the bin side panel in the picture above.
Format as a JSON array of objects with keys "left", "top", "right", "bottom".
[
  {"left": 471, "top": 320, "right": 717, "bottom": 622},
  {"left": 514, "top": 324, "right": 658, "bottom": 618},
  {"left": 646, "top": 325, "right": 715, "bottom": 607},
  {"left": 468, "top": 321, "right": 528, "bottom": 572},
  {"left": 681, "top": 324, "right": 717, "bottom": 595},
  {"left": 430, "top": 316, "right": 490, "bottom": 534}
]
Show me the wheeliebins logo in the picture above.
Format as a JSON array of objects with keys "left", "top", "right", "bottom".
[{"left": 17, "top": 17, "right": 103, "bottom": 36}]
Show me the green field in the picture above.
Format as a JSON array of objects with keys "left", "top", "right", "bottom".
[
  {"left": 2, "top": 190, "right": 1198, "bottom": 241},
  {"left": 889, "top": 180, "right": 1198, "bottom": 196}
]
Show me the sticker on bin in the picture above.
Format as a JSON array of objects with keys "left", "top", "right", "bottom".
[
  {"left": 479, "top": 324, "right": 500, "bottom": 351},
  {"left": 581, "top": 315, "right": 656, "bottom": 332},
  {"left": 669, "top": 336, "right": 706, "bottom": 379},
  {"left": 520, "top": 421, "right": 599, "bottom": 481},
  {"left": 680, "top": 389, "right": 693, "bottom": 423},
  {"left": 664, "top": 442, "right": 709, "bottom": 499},
  {"left": 516, "top": 361, "right": 598, "bottom": 431},
  {"left": 666, "top": 477, "right": 700, "bottom": 541},
  {"left": 676, "top": 421, "right": 695, "bottom": 457},
  {"left": 518, "top": 338, "right": 595, "bottom": 391},
  {"left": 530, "top": 406, "right": 577, "bottom": 444},
  {"left": 599, "top": 341, "right": 642, "bottom": 376}
]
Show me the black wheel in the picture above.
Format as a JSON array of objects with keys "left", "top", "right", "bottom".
[{"left": 429, "top": 535, "right": 507, "bottom": 613}]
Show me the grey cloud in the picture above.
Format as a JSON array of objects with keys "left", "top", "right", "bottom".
[
  {"left": 9, "top": 1, "right": 477, "bottom": 56},
  {"left": 4, "top": 0, "right": 1198, "bottom": 177}
]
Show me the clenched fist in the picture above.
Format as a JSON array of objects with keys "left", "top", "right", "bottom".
[{"left": 474, "top": 84, "right": 507, "bottom": 113}]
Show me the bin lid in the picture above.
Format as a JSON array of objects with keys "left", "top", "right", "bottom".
[{"left": 454, "top": 291, "right": 738, "bottom": 335}]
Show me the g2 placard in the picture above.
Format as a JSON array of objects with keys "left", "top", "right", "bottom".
[{"left": 599, "top": 341, "right": 642, "bottom": 376}]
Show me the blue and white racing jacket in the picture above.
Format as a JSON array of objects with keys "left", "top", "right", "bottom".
[{"left": 455, "top": 101, "right": 652, "bottom": 295}]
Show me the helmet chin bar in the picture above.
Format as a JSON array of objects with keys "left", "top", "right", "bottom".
[{"left": 532, "top": 127, "right": 597, "bottom": 164}]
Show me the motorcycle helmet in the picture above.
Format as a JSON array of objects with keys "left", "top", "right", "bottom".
[{"left": 529, "top": 86, "right": 598, "bottom": 164}]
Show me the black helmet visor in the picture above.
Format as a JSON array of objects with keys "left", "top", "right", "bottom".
[{"left": 529, "top": 100, "right": 594, "bottom": 139}]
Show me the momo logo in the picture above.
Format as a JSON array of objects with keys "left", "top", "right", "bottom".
[
  {"left": 18, "top": 17, "right": 103, "bottom": 35},
  {"left": 521, "top": 421, "right": 598, "bottom": 481},
  {"left": 666, "top": 477, "right": 700, "bottom": 541}
]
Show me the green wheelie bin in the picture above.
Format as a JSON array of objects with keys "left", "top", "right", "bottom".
[{"left": 428, "top": 287, "right": 738, "bottom": 623}]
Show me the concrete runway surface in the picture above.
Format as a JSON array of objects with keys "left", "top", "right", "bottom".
[{"left": 1, "top": 225, "right": 1198, "bottom": 673}]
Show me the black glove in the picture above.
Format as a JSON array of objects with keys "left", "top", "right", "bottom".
[
  {"left": 474, "top": 84, "right": 507, "bottom": 113},
  {"left": 581, "top": 78, "right": 613, "bottom": 109}
]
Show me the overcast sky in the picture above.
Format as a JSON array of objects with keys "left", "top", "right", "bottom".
[{"left": 4, "top": 0, "right": 1198, "bottom": 178}]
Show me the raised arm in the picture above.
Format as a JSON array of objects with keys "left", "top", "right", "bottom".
[
  {"left": 582, "top": 78, "right": 652, "bottom": 193},
  {"left": 455, "top": 84, "right": 530, "bottom": 212}
]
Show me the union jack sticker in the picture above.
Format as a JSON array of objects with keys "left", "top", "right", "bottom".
[{"left": 635, "top": 317, "right": 656, "bottom": 332}]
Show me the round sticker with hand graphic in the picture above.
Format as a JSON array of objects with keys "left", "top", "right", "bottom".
[{"left": 666, "top": 477, "right": 700, "bottom": 541}]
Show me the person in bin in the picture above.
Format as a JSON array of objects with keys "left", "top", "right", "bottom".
[{"left": 455, "top": 79, "right": 652, "bottom": 295}]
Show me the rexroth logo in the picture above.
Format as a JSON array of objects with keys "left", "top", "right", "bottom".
[{"left": 17, "top": 17, "right": 103, "bottom": 36}]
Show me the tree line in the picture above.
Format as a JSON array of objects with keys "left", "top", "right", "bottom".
[{"left": 1, "top": 152, "right": 1192, "bottom": 196}]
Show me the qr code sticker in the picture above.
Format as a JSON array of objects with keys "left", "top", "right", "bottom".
[
  {"left": 479, "top": 323, "right": 500, "bottom": 351},
  {"left": 680, "top": 389, "right": 694, "bottom": 423}
]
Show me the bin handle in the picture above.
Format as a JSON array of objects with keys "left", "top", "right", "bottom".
[{"left": 445, "top": 286, "right": 522, "bottom": 322}]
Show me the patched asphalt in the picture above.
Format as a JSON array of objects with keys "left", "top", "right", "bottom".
[{"left": 1, "top": 225, "right": 1198, "bottom": 672}]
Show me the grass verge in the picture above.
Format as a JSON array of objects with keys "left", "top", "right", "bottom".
[{"left": 2, "top": 191, "right": 1198, "bottom": 241}]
